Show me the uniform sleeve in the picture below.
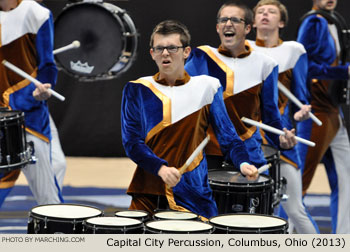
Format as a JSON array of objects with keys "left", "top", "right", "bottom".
[
  {"left": 291, "top": 52, "right": 310, "bottom": 111},
  {"left": 185, "top": 48, "right": 210, "bottom": 76},
  {"left": 121, "top": 83, "right": 168, "bottom": 175},
  {"left": 261, "top": 65, "right": 283, "bottom": 148},
  {"left": 35, "top": 12, "right": 58, "bottom": 87},
  {"left": 209, "top": 86, "right": 251, "bottom": 169},
  {"left": 297, "top": 15, "right": 349, "bottom": 80}
]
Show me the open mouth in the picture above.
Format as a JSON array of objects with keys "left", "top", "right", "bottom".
[
  {"left": 261, "top": 18, "right": 269, "bottom": 23},
  {"left": 162, "top": 59, "right": 171, "bottom": 65},
  {"left": 224, "top": 31, "right": 235, "bottom": 38}
]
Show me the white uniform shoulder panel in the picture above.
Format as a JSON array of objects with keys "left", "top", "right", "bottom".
[
  {"left": 247, "top": 40, "right": 306, "bottom": 73},
  {"left": 204, "top": 46, "right": 277, "bottom": 94},
  {"left": 139, "top": 75, "right": 220, "bottom": 124},
  {"left": 0, "top": 0, "right": 50, "bottom": 46}
]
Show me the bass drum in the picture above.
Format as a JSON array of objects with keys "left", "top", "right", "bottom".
[{"left": 54, "top": 1, "right": 138, "bottom": 81}]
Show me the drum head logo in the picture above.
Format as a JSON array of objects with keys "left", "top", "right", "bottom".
[{"left": 70, "top": 60, "right": 95, "bottom": 74}]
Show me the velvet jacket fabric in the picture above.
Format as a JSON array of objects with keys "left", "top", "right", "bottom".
[
  {"left": 0, "top": 0, "right": 57, "bottom": 187},
  {"left": 185, "top": 43, "right": 283, "bottom": 167},
  {"left": 248, "top": 39, "right": 310, "bottom": 168},
  {"left": 0, "top": 0, "right": 57, "bottom": 142},
  {"left": 121, "top": 74, "right": 250, "bottom": 218}
]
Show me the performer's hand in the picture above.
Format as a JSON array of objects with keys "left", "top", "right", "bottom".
[
  {"left": 240, "top": 164, "right": 258, "bottom": 181},
  {"left": 158, "top": 165, "right": 181, "bottom": 187},
  {"left": 279, "top": 128, "right": 297, "bottom": 149},
  {"left": 294, "top": 104, "right": 311, "bottom": 121},
  {"left": 33, "top": 83, "right": 52, "bottom": 101}
]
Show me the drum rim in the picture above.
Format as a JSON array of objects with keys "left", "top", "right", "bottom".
[
  {"left": 209, "top": 213, "right": 288, "bottom": 230},
  {"left": 0, "top": 110, "right": 24, "bottom": 121},
  {"left": 115, "top": 209, "right": 149, "bottom": 218},
  {"left": 145, "top": 220, "right": 213, "bottom": 233},
  {"left": 208, "top": 170, "right": 273, "bottom": 186},
  {"left": 29, "top": 204, "right": 103, "bottom": 221},
  {"left": 153, "top": 210, "right": 198, "bottom": 220},
  {"left": 84, "top": 217, "right": 143, "bottom": 230},
  {"left": 261, "top": 144, "right": 279, "bottom": 158}
]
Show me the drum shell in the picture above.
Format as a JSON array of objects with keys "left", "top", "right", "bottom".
[
  {"left": 27, "top": 204, "right": 103, "bottom": 234},
  {"left": 0, "top": 111, "right": 28, "bottom": 172},
  {"left": 209, "top": 214, "right": 288, "bottom": 234},
  {"left": 83, "top": 217, "right": 144, "bottom": 234},
  {"left": 209, "top": 170, "right": 273, "bottom": 214}
]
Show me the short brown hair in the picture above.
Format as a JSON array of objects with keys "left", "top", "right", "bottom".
[
  {"left": 253, "top": 0, "right": 289, "bottom": 26},
  {"left": 149, "top": 20, "right": 191, "bottom": 48},
  {"left": 217, "top": 1, "right": 253, "bottom": 26}
]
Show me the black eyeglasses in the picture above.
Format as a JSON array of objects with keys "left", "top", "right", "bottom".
[
  {"left": 152, "top": 45, "right": 185, "bottom": 54},
  {"left": 217, "top": 17, "right": 245, "bottom": 24}
]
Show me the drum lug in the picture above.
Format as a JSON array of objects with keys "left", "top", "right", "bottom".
[
  {"left": 27, "top": 141, "right": 37, "bottom": 164},
  {"left": 6, "top": 155, "right": 11, "bottom": 165},
  {"left": 44, "top": 217, "right": 48, "bottom": 230}
]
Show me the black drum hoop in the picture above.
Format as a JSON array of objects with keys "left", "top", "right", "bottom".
[
  {"left": 209, "top": 213, "right": 288, "bottom": 234},
  {"left": 83, "top": 217, "right": 143, "bottom": 233},
  {"left": 145, "top": 220, "right": 213, "bottom": 234},
  {"left": 115, "top": 210, "right": 150, "bottom": 222},
  {"left": 153, "top": 210, "right": 199, "bottom": 221},
  {"left": 29, "top": 204, "right": 103, "bottom": 223}
]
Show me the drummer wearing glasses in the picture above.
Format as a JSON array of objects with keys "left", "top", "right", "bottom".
[
  {"left": 185, "top": 0, "right": 296, "bottom": 172},
  {"left": 121, "top": 20, "right": 258, "bottom": 219}
]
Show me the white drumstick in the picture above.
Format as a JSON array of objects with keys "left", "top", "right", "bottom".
[
  {"left": 2, "top": 60, "right": 65, "bottom": 101},
  {"left": 252, "top": 163, "right": 272, "bottom": 176},
  {"left": 53, "top": 40, "right": 80, "bottom": 55},
  {"left": 241, "top": 117, "right": 315, "bottom": 147},
  {"left": 179, "top": 135, "right": 210, "bottom": 174},
  {"left": 278, "top": 82, "right": 322, "bottom": 126}
]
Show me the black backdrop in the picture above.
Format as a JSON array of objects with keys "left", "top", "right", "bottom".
[{"left": 43, "top": 0, "right": 350, "bottom": 157}]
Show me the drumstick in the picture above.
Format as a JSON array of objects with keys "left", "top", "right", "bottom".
[
  {"left": 2, "top": 60, "right": 65, "bottom": 102},
  {"left": 179, "top": 135, "right": 210, "bottom": 175},
  {"left": 278, "top": 82, "right": 322, "bottom": 126},
  {"left": 241, "top": 117, "right": 315, "bottom": 147},
  {"left": 53, "top": 40, "right": 80, "bottom": 55},
  {"left": 252, "top": 163, "right": 272, "bottom": 176}
]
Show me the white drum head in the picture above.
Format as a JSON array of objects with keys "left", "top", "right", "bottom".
[
  {"left": 146, "top": 220, "right": 212, "bottom": 232},
  {"left": 31, "top": 204, "right": 102, "bottom": 219},
  {"left": 210, "top": 214, "right": 286, "bottom": 228},
  {"left": 86, "top": 217, "right": 141, "bottom": 226},
  {"left": 115, "top": 210, "right": 148, "bottom": 218},
  {"left": 154, "top": 211, "right": 198, "bottom": 220}
]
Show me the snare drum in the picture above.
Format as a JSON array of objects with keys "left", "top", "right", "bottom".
[
  {"left": 0, "top": 111, "right": 32, "bottom": 173},
  {"left": 83, "top": 217, "right": 143, "bottom": 234},
  {"left": 27, "top": 204, "right": 103, "bottom": 234},
  {"left": 145, "top": 220, "right": 213, "bottom": 234},
  {"left": 208, "top": 170, "right": 273, "bottom": 214},
  {"left": 115, "top": 210, "right": 150, "bottom": 222},
  {"left": 209, "top": 214, "right": 288, "bottom": 234},
  {"left": 54, "top": 1, "right": 137, "bottom": 81},
  {"left": 153, "top": 210, "right": 198, "bottom": 221}
]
